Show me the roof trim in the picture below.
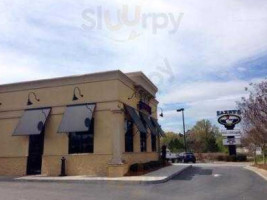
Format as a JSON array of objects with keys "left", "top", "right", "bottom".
[
  {"left": 0, "top": 70, "right": 135, "bottom": 93},
  {"left": 126, "top": 71, "right": 158, "bottom": 92}
]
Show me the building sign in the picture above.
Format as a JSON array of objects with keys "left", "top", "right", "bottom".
[
  {"left": 221, "top": 129, "right": 241, "bottom": 137},
  {"left": 256, "top": 147, "right": 262, "bottom": 156},
  {"left": 223, "top": 138, "right": 241, "bottom": 145},
  {"left": 138, "top": 101, "right": 152, "bottom": 114},
  {"left": 217, "top": 110, "right": 241, "bottom": 116},
  {"left": 222, "top": 134, "right": 241, "bottom": 138},
  {"left": 217, "top": 110, "right": 241, "bottom": 130}
]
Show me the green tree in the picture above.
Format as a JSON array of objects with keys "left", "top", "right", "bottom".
[
  {"left": 160, "top": 132, "right": 184, "bottom": 152},
  {"left": 188, "top": 119, "right": 221, "bottom": 153}
]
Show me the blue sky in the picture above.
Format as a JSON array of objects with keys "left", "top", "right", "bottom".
[{"left": 0, "top": 0, "right": 266, "bottom": 133}]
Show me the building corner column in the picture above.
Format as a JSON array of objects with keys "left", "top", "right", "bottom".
[
  {"left": 109, "top": 107, "right": 124, "bottom": 165},
  {"left": 108, "top": 106, "right": 128, "bottom": 177}
]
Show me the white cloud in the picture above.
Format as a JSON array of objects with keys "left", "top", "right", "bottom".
[{"left": 160, "top": 80, "right": 250, "bottom": 104}]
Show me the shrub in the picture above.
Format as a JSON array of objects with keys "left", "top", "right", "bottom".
[
  {"left": 137, "top": 163, "right": 144, "bottom": 171},
  {"left": 196, "top": 153, "right": 226, "bottom": 162},
  {"left": 217, "top": 155, "right": 225, "bottom": 161},
  {"left": 228, "top": 155, "right": 237, "bottom": 162},
  {"left": 236, "top": 154, "right": 247, "bottom": 162},
  {"left": 143, "top": 163, "right": 150, "bottom": 171},
  {"left": 129, "top": 163, "right": 139, "bottom": 172},
  {"left": 217, "top": 154, "right": 247, "bottom": 162},
  {"left": 129, "top": 161, "right": 164, "bottom": 172}
]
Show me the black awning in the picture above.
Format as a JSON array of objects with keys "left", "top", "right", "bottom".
[
  {"left": 151, "top": 117, "right": 165, "bottom": 137},
  {"left": 58, "top": 104, "right": 95, "bottom": 133},
  {"left": 139, "top": 112, "right": 158, "bottom": 136},
  {"left": 13, "top": 108, "right": 51, "bottom": 136},
  {"left": 124, "top": 104, "right": 147, "bottom": 134}
]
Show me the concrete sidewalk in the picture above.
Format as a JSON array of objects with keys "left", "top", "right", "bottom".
[{"left": 14, "top": 164, "right": 191, "bottom": 184}]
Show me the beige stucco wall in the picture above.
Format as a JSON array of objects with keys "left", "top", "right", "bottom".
[
  {"left": 122, "top": 152, "right": 159, "bottom": 166},
  {"left": 0, "top": 71, "right": 160, "bottom": 176},
  {"left": 0, "top": 157, "right": 27, "bottom": 176},
  {"left": 0, "top": 118, "right": 28, "bottom": 175},
  {"left": 0, "top": 118, "right": 29, "bottom": 157},
  {"left": 42, "top": 154, "right": 112, "bottom": 176}
]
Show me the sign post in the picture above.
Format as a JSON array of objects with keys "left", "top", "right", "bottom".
[{"left": 217, "top": 110, "right": 242, "bottom": 156}]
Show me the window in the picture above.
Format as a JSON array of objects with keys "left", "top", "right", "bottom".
[
  {"left": 68, "top": 119, "right": 94, "bottom": 154},
  {"left": 140, "top": 132, "right": 147, "bottom": 152},
  {"left": 125, "top": 119, "right": 134, "bottom": 152},
  {"left": 140, "top": 115, "right": 147, "bottom": 152},
  {"left": 151, "top": 134, "right": 157, "bottom": 152}
]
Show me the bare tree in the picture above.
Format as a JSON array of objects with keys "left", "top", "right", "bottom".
[
  {"left": 241, "top": 128, "right": 259, "bottom": 164},
  {"left": 237, "top": 79, "right": 267, "bottom": 164}
]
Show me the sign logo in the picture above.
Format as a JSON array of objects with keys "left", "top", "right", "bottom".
[
  {"left": 218, "top": 114, "right": 241, "bottom": 130},
  {"left": 217, "top": 110, "right": 241, "bottom": 130}
]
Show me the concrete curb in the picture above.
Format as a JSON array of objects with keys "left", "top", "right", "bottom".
[
  {"left": 11, "top": 165, "right": 192, "bottom": 185},
  {"left": 244, "top": 166, "right": 267, "bottom": 182},
  {"left": 153, "top": 165, "right": 192, "bottom": 184}
]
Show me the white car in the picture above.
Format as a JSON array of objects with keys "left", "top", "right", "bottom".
[{"left": 166, "top": 149, "right": 179, "bottom": 163}]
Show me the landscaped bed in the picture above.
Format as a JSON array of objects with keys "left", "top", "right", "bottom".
[
  {"left": 254, "top": 164, "right": 267, "bottom": 171},
  {"left": 125, "top": 160, "right": 171, "bottom": 176},
  {"left": 195, "top": 153, "right": 248, "bottom": 162}
]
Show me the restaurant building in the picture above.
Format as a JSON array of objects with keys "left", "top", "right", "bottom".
[{"left": 0, "top": 70, "right": 164, "bottom": 177}]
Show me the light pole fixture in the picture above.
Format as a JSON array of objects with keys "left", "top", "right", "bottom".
[
  {"left": 27, "top": 92, "right": 40, "bottom": 106},
  {"left": 72, "top": 87, "right": 84, "bottom": 101},
  {"left": 151, "top": 107, "right": 164, "bottom": 117},
  {"left": 177, "top": 108, "right": 187, "bottom": 152},
  {"left": 159, "top": 107, "right": 164, "bottom": 117},
  {"left": 128, "top": 91, "right": 137, "bottom": 100}
]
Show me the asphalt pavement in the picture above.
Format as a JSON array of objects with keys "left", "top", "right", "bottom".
[{"left": 0, "top": 164, "right": 266, "bottom": 200}]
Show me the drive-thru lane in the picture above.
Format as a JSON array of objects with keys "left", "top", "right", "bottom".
[{"left": 0, "top": 164, "right": 266, "bottom": 200}]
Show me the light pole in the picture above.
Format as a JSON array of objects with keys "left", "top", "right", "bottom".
[{"left": 177, "top": 108, "right": 187, "bottom": 152}]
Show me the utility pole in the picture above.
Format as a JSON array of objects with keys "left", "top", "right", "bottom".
[{"left": 177, "top": 108, "right": 187, "bottom": 152}]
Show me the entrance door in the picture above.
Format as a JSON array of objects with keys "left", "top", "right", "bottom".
[{"left": 26, "top": 130, "right": 44, "bottom": 175}]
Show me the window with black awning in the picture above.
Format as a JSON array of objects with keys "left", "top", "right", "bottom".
[
  {"left": 124, "top": 119, "right": 134, "bottom": 152},
  {"left": 13, "top": 108, "right": 51, "bottom": 136},
  {"left": 151, "top": 117, "right": 165, "bottom": 137},
  {"left": 139, "top": 112, "right": 157, "bottom": 136},
  {"left": 124, "top": 104, "right": 147, "bottom": 134},
  {"left": 58, "top": 104, "right": 95, "bottom": 133}
]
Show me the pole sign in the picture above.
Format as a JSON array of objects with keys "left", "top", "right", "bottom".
[
  {"left": 217, "top": 110, "right": 241, "bottom": 130},
  {"left": 217, "top": 110, "right": 242, "bottom": 155}
]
